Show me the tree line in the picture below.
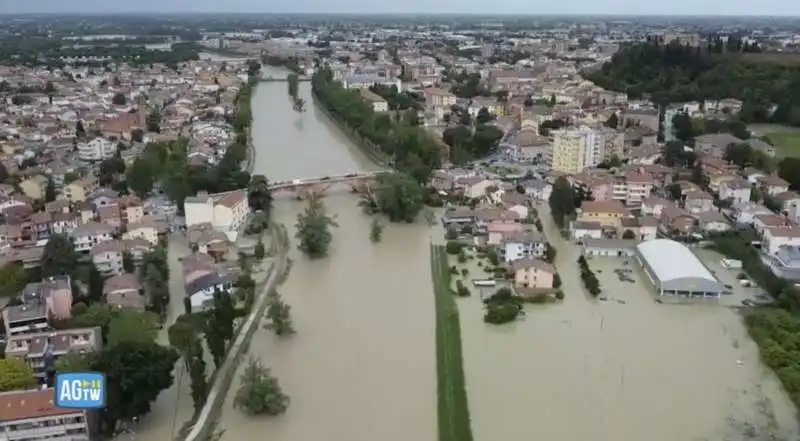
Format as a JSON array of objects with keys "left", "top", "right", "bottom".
[{"left": 585, "top": 41, "right": 800, "bottom": 126}]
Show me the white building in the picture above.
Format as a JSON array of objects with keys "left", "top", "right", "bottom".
[
  {"left": 71, "top": 222, "right": 114, "bottom": 253},
  {"left": 77, "top": 137, "right": 117, "bottom": 162},
  {"left": 0, "top": 389, "right": 95, "bottom": 441},
  {"left": 184, "top": 190, "right": 249, "bottom": 242},
  {"left": 550, "top": 126, "right": 605, "bottom": 174}
]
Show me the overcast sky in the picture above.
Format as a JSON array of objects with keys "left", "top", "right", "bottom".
[{"left": 1, "top": 0, "right": 798, "bottom": 16}]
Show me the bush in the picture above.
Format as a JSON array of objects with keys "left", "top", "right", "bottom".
[
  {"left": 446, "top": 241, "right": 464, "bottom": 255},
  {"left": 460, "top": 268, "right": 469, "bottom": 276},
  {"left": 457, "top": 249, "right": 467, "bottom": 263},
  {"left": 484, "top": 303, "right": 521, "bottom": 324},
  {"left": 555, "top": 290, "right": 565, "bottom": 300},
  {"left": 455, "top": 280, "right": 471, "bottom": 297}
]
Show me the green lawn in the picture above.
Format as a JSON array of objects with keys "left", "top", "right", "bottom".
[
  {"left": 430, "top": 245, "right": 474, "bottom": 441},
  {"left": 748, "top": 124, "right": 800, "bottom": 157}
]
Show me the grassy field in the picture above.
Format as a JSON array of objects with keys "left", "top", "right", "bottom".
[
  {"left": 430, "top": 244, "right": 474, "bottom": 441},
  {"left": 747, "top": 123, "right": 800, "bottom": 157}
]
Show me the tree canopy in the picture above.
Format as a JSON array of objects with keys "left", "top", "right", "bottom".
[
  {"left": 91, "top": 340, "right": 179, "bottom": 431},
  {"left": 295, "top": 195, "right": 338, "bottom": 258},
  {"left": 41, "top": 234, "right": 78, "bottom": 278},
  {"left": 585, "top": 41, "right": 800, "bottom": 126},
  {"left": 0, "top": 358, "right": 36, "bottom": 391},
  {"left": 312, "top": 67, "right": 440, "bottom": 183}
]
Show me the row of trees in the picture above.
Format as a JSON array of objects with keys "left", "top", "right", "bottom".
[
  {"left": 586, "top": 41, "right": 800, "bottom": 126},
  {"left": 312, "top": 67, "right": 440, "bottom": 185}
]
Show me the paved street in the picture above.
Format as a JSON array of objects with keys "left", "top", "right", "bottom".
[{"left": 116, "top": 235, "right": 194, "bottom": 441}]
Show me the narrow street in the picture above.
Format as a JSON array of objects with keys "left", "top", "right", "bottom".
[
  {"left": 117, "top": 236, "right": 194, "bottom": 441},
  {"left": 537, "top": 202, "right": 590, "bottom": 308}
]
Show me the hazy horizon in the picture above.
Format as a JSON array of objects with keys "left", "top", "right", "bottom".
[{"left": 1, "top": 0, "right": 798, "bottom": 17}]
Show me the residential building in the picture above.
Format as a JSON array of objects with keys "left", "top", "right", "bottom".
[
  {"left": 123, "top": 217, "right": 160, "bottom": 245},
  {"left": 77, "top": 137, "right": 117, "bottom": 162},
  {"left": 184, "top": 190, "right": 249, "bottom": 241},
  {"left": 551, "top": 126, "right": 605, "bottom": 174},
  {"left": 577, "top": 200, "right": 630, "bottom": 230},
  {"left": 72, "top": 222, "right": 114, "bottom": 253},
  {"left": 5, "top": 327, "right": 101, "bottom": 379},
  {"left": 2, "top": 302, "right": 49, "bottom": 338},
  {"left": 502, "top": 231, "right": 546, "bottom": 262},
  {"left": 511, "top": 258, "right": 556, "bottom": 289},
  {"left": 359, "top": 89, "right": 389, "bottom": 112},
  {"left": 103, "top": 273, "right": 145, "bottom": 310},
  {"left": 186, "top": 271, "right": 234, "bottom": 312},
  {"left": 64, "top": 177, "right": 98, "bottom": 203},
  {"left": 719, "top": 179, "right": 752, "bottom": 204},
  {"left": 0, "top": 389, "right": 96, "bottom": 441}
]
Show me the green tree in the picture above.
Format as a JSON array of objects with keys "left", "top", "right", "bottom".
[
  {"left": 0, "top": 262, "right": 27, "bottom": 298},
  {"left": 606, "top": 113, "right": 619, "bottom": 129},
  {"left": 55, "top": 353, "right": 92, "bottom": 372},
  {"left": 126, "top": 158, "right": 157, "bottom": 198},
  {"left": 295, "top": 195, "right": 338, "bottom": 258},
  {"left": 370, "top": 218, "right": 383, "bottom": 243},
  {"left": 41, "top": 234, "right": 78, "bottom": 278},
  {"left": 204, "top": 315, "right": 227, "bottom": 369},
  {"left": 92, "top": 340, "right": 179, "bottom": 432},
  {"left": 122, "top": 251, "right": 135, "bottom": 273},
  {"left": 106, "top": 309, "right": 160, "bottom": 347},
  {"left": 112, "top": 92, "right": 127, "bottom": 106},
  {"left": 287, "top": 73, "right": 299, "bottom": 99},
  {"left": 548, "top": 177, "right": 576, "bottom": 228},
  {"left": 622, "top": 229, "right": 637, "bottom": 239},
  {"left": 372, "top": 172, "right": 424, "bottom": 222},
  {"left": 248, "top": 174, "right": 273, "bottom": 215},
  {"left": 234, "top": 357, "right": 290, "bottom": 416},
  {"left": 144, "top": 263, "right": 169, "bottom": 317},
  {"left": 187, "top": 339, "right": 208, "bottom": 414},
  {"left": 168, "top": 320, "right": 197, "bottom": 361},
  {"left": 0, "top": 358, "right": 36, "bottom": 391},
  {"left": 212, "top": 288, "right": 235, "bottom": 343},
  {"left": 44, "top": 178, "right": 56, "bottom": 202},
  {"left": 254, "top": 238, "right": 266, "bottom": 260},
  {"left": 72, "top": 302, "right": 112, "bottom": 329},
  {"left": 264, "top": 291, "right": 294, "bottom": 336}
]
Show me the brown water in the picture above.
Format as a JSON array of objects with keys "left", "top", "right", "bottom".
[
  {"left": 217, "top": 65, "right": 800, "bottom": 441},
  {"left": 217, "top": 66, "right": 438, "bottom": 441},
  {"left": 435, "top": 204, "right": 800, "bottom": 441}
]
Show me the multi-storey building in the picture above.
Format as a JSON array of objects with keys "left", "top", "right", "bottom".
[
  {"left": 5, "top": 327, "right": 102, "bottom": 379},
  {"left": 77, "top": 137, "right": 116, "bottom": 162},
  {"left": 0, "top": 388, "right": 96, "bottom": 441},
  {"left": 2, "top": 302, "right": 49, "bottom": 338},
  {"left": 551, "top": 126, "right": 602, "bottom": 174}
]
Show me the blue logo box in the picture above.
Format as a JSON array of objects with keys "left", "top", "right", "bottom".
[{"left": 54, "top": 372, "right": 106, "bottom": 409}]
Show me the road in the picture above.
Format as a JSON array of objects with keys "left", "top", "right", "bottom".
[{"left": 118, "top": 235, "right": 194, "bottom": 441}]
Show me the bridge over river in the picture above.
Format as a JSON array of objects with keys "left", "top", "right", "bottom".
[
  {"left": 267, "top": 171, "right": 381, "bottom": 198},
  {"left": 260, "top": 76, "right": 312, "bottom": 82}
]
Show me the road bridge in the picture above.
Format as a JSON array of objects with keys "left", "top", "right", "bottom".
[
  {"left": 259, "top": 76, "right": 312, "bottom": 82},
  {"left": 268, "top": 171, "right": 381, "bottom": 199}
]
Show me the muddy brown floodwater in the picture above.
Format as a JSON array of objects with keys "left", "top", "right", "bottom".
[
  {"left": 216, "top": 66, "right": 438, "bottom": 441},
  {"left": 217, "top": 65, "right": 799, "bottom": 441}
]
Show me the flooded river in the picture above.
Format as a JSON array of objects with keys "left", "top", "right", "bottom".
[
  {"left": 216, "top": 65, "right": 799, "bottom": 441},
  {"left": 217, "top": 66, "right": 438, "bottom": 441}
]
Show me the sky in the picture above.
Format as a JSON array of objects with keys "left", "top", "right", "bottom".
[{"left": 1, "top": 0, "right": 799, "bottom": 16}]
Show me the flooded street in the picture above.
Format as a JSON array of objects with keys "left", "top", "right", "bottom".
[
  {"left": 440, "top": 204, "right": 799, "bottom": 441},
  {"left": 217, "top": 66, "right": 438, "bottom": 441}
]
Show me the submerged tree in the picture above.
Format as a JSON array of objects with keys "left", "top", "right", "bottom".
[
  {"left": 234, "top": 357, "right": 290, "bottom": 416},
  {"left": 263, "top": 290, "right": 295, "bottom": 336},
  {"left": 292, "top": 97, "right": 306, "bottom": 113},
  {"left": 286, "top": 73, "right": 299, "bottom": 100},
  {"left": 370, "top": 218, "right": 383, "bottom": 243},
  {"left": 294, "top": 195, "right": 338, "bottom": 258}
]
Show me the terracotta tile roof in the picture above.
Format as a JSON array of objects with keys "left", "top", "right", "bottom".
[{"left": 0, "top": 389, "right": 84, "bottom": 421}]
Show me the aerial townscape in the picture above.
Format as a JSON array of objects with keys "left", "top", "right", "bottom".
[{"left": 4, "top": 8, "right": 800, "bottom": 441}]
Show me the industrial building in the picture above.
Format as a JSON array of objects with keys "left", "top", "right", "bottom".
[{"left": 636, "top": 239, "right": 727, "bottom": 297}]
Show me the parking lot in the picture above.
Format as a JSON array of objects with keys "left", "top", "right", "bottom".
[{"left": 584, "top": 249, "right": 772, "bottom": 308}]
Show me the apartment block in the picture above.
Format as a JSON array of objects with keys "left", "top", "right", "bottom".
[
  {"left": 5, "top": 328, "right": 102, "bottom": 379},
  {"left": 551, "top": 126, "right": 603, "bottom": 174},
  {"left": 2, "top": 303, "right": 49, "bottom": 338},
  {"left": 0, "top": 388, "right": 96, "bottom": 441}
]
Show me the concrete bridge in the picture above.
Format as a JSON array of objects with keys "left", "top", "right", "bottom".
[
  {"left": 268, "top": 171, "right": 381, "bottom": 199},
  {"left": 260, "top": 76, "right": 312, "bottom": 82}
]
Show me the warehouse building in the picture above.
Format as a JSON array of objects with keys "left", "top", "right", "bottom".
[{"left": 636, "top": 239, "right": 726, "bottom": 297}]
